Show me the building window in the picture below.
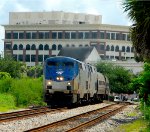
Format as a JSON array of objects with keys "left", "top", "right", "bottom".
[
  {"left": 72, "top": 44, "right": 75, "bottom": 47},
  {"left": 106, "top": 32, "right": 110, "bottom": 39},
  {"left": 110, "top": 56, "right": 114, "bottom": 59},
  {"left": 100, "top": 44, "right": 105, "bottom": 50},
  {"left": 19, "top": 32, "right": 24, "bottom": 39},
  {"left": 58, "top": 32, "right": 63, "bottom": 39},
  {"left": 121, "top": 56, "right": 125, "bottom": 60},
  {"left": 18, "top": 55, "right": 23, "bottom": 61},
  {"left": 78, "top": 32, "right": 84, "bottom": 39},
  {"left": 126, "top": 46, "right": 130, "bottom": 52},
  {"left": 13, "top": 44, "right": 18, "bottom": 50},
  {"left": 45, "top": 32, "right": 50, "bottom": 39},
  {"left": 44, "top": 55, "right": 49, "bottom": 60},
  {"left": 39, "top": 32, "right": 50, "bottom": 39},
  {"left": 85, "top": 44, "right": 89, "bottom": 47},
  {"left": 19, "top": 44, "right": 23, "bottom": 50},
  {"left": 52, "top": 44, "right": 56, "bottom": 50},
  {"left": 58, "top": 44, "right": 62, "bottom": 50},
  {"left": 122, "top": 34, "right": 126, "bottom": 40},
  {"left": 38, "top": 55, "right": 43, "bottom": 62},
  {"left": 111, "top": 45, "right": 114, "bottom": 51},
  {"left": 116, "top": 33, "right": 120, "bottom": 40},
  {"left": 127, "top": 34, "right": 131, "bottom": 41},
  {"left": 31, "top": 55, "right": 36, "bottom": 62},
  {"left": 5, "top": 44, "right": 11, "bottom": 50},
  {"left": 122, "top": 46, "right": 125, "bottom": 52},
  {"left": 26, "top": 32, "right": 37, "bottom": 39},
  {"left": 39, "top": 44, "right": 43, "bottom": 50},
  {"left": 39, "top": 32, "right": 44, "bottom": 39},
  {"left": 65, "top": 32, "right": 70, "bottom": 39},
  {"left": 6, "top": 32, "right": 11, "bottom": 39},
  {"left": 44, "top": 44, "right": 49, "bottom": 50},
  {"left": 32, "top": 32, "right": 37, "bottom": 39},
  {"left": 26, "top": 32, "right": 31, "bottom": 39},
  {"left": 100, "top": 55, "right": 105, "bottom": 60},
  {"left": 85, "top": 32, "right": 90, "bottom": 39},
  {"left": 115, "top": 56, "right": 119, "bottom": 60},
  {"left": 25, "top": 55, "right": 30, "bottom": 62},
  {"left": 106, "top": 56, "right": 109, "bottom": 59},
  {"left": 31, "top": 44, "right": 36, "bottom": 50},
  {"left": 79, "top": 44, "right": 82, "bottom": 47},
  {"left": 52, "top": 32, "right": 57, "bottom": 39},
  {"left": 66, "top": 44, "right": 69, "bottom": 47},
  {"left": 13, "top": 54, "right": 17, "bottom": 61},
  {"left": 26, "top": 44, "right": 30, "bottom": 50},
  {"left": 13, "top": 32, "right": 18, "bottom": 39},
  {"left": 111, "top": 33, "right": 115, "bottom": 40},
  {"left": 91, "top": 32, "right": 97, "bottom": 39},
  {"left": 71, "top": 32, "right": 76, "bottom": 39},
  {"left": 115, "top": 45, "right": 119, "bottom": 52},
  {"left": 100, "top": 32, "right": 104, "bottom": 39},
  {"left": 106, "top": 45, "right": 110, "bottom": 51},
  {"left": 131, "top": 47, "right": 134, "bottom": 52}
]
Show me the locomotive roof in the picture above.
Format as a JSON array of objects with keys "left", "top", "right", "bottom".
[
  {"left": 45, "top": 56, "right": 95, "bottom": 67},
  {"left": 46, "top": 56, "right": 81, "bottom": 63},
  {"left": 58, "top": 47, "right": 94, "bottom": 62}
]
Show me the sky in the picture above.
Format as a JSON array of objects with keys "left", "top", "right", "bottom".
[{"left": 0, "top": 0, "right": 133, "bottom": 53}]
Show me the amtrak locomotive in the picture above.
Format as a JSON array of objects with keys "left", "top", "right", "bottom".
[{"left": 43, "top": 56, "right": 109, "bottom": 107}]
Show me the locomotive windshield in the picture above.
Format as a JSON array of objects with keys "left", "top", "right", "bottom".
[
  {"left": 64, "top": 62, "right": 74, "bottom": 67},
  {"left": 47, "top": 61, "right": 57, "bottom": 66},
  {"left": 47, "top": 61, "right": 74, "bottom": 67}
]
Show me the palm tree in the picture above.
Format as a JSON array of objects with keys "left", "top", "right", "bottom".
[{"left": 122, "top": 0, "right": 150, "bottom": 61}]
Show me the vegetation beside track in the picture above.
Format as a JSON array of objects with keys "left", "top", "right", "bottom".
[
  {"left": 0, "top": 77, "right": 46, "bottom": 112},
  {"left": 113, "top": 118, "right": 149, "bottom": 132}
]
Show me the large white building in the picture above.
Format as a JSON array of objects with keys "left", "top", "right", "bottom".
[{"left": 3, "top": 11, "right": 134, "bottom": 67}]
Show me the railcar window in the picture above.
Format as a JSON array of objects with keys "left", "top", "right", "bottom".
[
  {"left": 99, "top": 81, "right": 105, "bottom": 85},
  {"left": 106, "top": 83, "right": 109, "bottom": 86},
  {"left": 79, "top": 63, "right": 82, "bottom": 69},
  {"left": 47, "top": 61, "right": 57, "bottom": 66}
]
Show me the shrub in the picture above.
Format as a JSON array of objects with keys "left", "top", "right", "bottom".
[
  {"left": 0, "top": 78, "right": 12, "bottom": 93},
  {"left": 9, "top": 78, "right": 44, "bottom": 106},
  {"left": 0, "top": 72, "right": 11, "bottom": 79}
]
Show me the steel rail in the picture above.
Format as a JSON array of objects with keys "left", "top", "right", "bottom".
[
  {"left": 0, "top": 107, "right": 67, "bottom": 122},
  {"left": 66, "top": 104, "right": 127, "bottom": 132},
  {"left": 25, "top": 104, "right": 122, "bottom": 132}
]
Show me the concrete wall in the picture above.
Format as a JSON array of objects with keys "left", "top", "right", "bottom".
[{"left": 9, "top": 11, "right": 102, "bottom": 25}]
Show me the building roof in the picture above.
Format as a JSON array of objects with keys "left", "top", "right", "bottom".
[{"left": 57, "top": 47, "right": 94, "bottom": 61}]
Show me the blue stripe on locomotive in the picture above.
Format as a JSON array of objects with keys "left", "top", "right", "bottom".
[{"left": 44, "top": 57, "right": 79, "bottom": 81}]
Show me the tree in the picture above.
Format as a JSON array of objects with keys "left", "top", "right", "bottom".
[
  {"left": 0, "top": 55, "right": 24, "bottom": 78},
  {"left": 96, "top": 62, "right": 134, "bottom": 94},
  {"left": 123, "top": 0, "right": 150, "bottom": 61},
  {"left": 27, "top": 65, "right": 43, "bottom": 78}
]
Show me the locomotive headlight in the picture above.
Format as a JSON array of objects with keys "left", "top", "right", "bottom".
[
  {"left": 67, "top": 82, "right": 71, "bottom": 85},
  {"left": 56, "top": 77, "right": 60, "bottom": 80},
  {"left": 47, "top": 81, "right": 51, "bottom": 85},
  {"left": 60, "top": 77, "right": 64, "bottom": 81}
]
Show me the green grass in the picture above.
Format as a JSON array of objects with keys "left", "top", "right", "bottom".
[
  {"left": 113, "top": 119, "right": 149, "bottom": 132},
  {"left": 0, "top": 77, "right": 46, "bottom": 112},
  {"left": 0, "top": 93, "right": 16, "bottom": 112},
  {"left": 127, "top": 111, "right": 138, "bottom": 117}
]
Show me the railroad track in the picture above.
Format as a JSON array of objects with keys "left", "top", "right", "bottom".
[
  {"left": 25, "top": 103, "right": 128, "bottom": 132},
  {"left": 0, "top": 107, "right": 67, "bottom": 122}
]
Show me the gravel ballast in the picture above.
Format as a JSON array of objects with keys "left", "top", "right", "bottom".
[{"left": 0, "top": 103, "right": 140, "bottom": 132}]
